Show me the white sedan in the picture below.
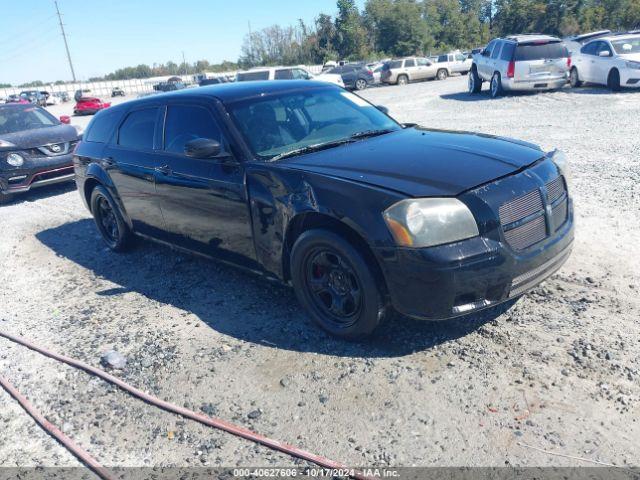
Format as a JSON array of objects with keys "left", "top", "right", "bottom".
[{"left": 570, "top": 33, "right": 640, "bottom": 90}]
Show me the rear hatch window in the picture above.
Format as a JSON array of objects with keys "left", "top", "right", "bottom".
[{"left": 515, "top": 42, "right": 568, "bottom": 61}]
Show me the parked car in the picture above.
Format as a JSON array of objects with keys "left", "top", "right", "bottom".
[
  {"left": 73, "top": 80, "right": 574, "bottom": 338},
  {"left": 19, "top": 90, "right": 47, "bottom": 107},
  {"left": 45, "top": 92, "right": 61, "bottom": 106},
  {"left": 0, "top": 104, "right": 80, "bottom": 203},
  {"left": 469, "top": 35, "right": 570, "bottom": 98},
  {"left": 74, "top": 97, "right": 111, "bottom": 115},
  {"left": 153, "top": 81, "right": 187, "bottom": 92},
  {"left": 324, "top": 64, "right": 374, "bottom": 90},
  {"left": 569, "top": 33, "right": 640, "bottom": 91},
  {"left": 380, "top": 57, "right": 438, "bottom": 85},
  {"left": 198, "top": 76, "right": 229, "bottom": 86},
  {"left": 434, "top": 51, "right": 473, "bottom": 79},
  {"left": 236, "top": 66, "right": 345, "bottom": 88},
  {"left": 111, "top": 87, "right": 125, "bottom": 97},
  {"left": 366, "top": 62, "right": 387, "bottom": 84},
  {"left": 564, "top": 30, "right": 612, "bottom": 54},
  {"left": 5, "top": 94, "right": 30, "bottom": 104},
  {"left": 53, "top": 92, "right": 70, "bottom": 103}
]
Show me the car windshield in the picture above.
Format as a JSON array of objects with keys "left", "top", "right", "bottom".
[
  {"left": 611, "top": 37, "right": 640, "bottom": 55},
  {"left": 0, "top": 105, "right": 58, "bottom": 134},
  {"left": 227, "top": 87, "right": 400, "bottom": 160}
]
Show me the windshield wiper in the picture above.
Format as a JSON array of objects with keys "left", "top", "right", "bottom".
[
  {"left": 269, "top": 138, "right": 354, "bottom": 162},
  {"left": 269, "top": 129, "right": 396, "bottom": 162},
  {"left": 348, "top": 128, "right": 396, "bottom": 140}
]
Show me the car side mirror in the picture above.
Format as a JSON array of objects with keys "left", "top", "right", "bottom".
[
  {"left": 598, "top": 50, "right": 611, "bottom": 57},
  {"left": 376, "top": 105, "right": 389, "bottom": 115},
  {"left": 184, "top": 138, "right": 229, "bottom": 159},
  {"left": 59, "top": 115, "right": 71, "bottom": 124}
]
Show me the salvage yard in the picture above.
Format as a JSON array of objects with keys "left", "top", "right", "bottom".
[{"left": 1, "top": 76, "right": 639, "bottom": 469}]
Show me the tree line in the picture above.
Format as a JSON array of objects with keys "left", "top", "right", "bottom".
[
  {"left": 239, "top": 0, "right": 640, "bottom": 66},
  {"left": 5, "top": 0, "right": 639, "bottom": 87}
]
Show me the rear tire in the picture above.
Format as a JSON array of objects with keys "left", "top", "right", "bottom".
[
  {"left": 490, "top": 72, "right": 503, "bottom": 98},
  {"left": 397, "top": 74, "right": 408, "bottom": 86},
  {"left": 569, "top": 67, "right": 582, "bottom": 88},
  {"left": 90, "top": 185, "right": 132, "bottom": 252},
  {"left": 290, "top": 229, "right": 386, "bottom": 339},
  {"left": 468, "top": 67, "right": 482, "bottom": 93},
  {"left": 436, "top": 69, "right": 448, "bottom": 81},
  {"left": 355, "top": 78, "right": 367, "bottom": 91},
  {"left": 607, "top": 69, "right": 621, "bottom": 91}
]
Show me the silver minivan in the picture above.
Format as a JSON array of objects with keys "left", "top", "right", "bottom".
[{"left": 469, "top": 35, "right": 570, "bottom": 97}]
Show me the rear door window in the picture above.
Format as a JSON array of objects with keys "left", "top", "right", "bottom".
[
  {"left": 236, "top": 71, "right": 270, "bottom": 81},
  {"left": 515, "top": 42, "right": 568, "bottom": 61},
  {"left": 437, "top": 55, "right": 447, "bottom": 63},
  {"left": 405, "top": 59, "right": 416, "bottom": 67},
  {"left": 118, "top": 108, "right": 158, "bottom": 150},
  {"left": 163, "top": 105, "right": 222, "bottom": 154},
  {"left": 388, "top": 60, "right": 402, "bottom": 69},
  {"left": 491, "top": 41, "right": 503, "bottom": 59},
  {"left": 274, "top": 69, "right": 293, "bottom": 80}
]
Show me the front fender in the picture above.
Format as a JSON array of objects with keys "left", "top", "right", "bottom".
[{"left": 246, "top": 163, "right": 405, "bottom": 279}]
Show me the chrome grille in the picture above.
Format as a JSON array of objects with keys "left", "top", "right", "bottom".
[
  {"left": 499, "top": 189, "right": 543, "bottom": 225},
  {"left": 503, "top": 215, "right": 547, "bottom": 250},
  {"left": 546, "top": 176, "right": 566, "bottom": 203},
  {"left": 551, "top": 197, "right": 568, "bottom": 232},
  {"left": 499, "top": 175, "right": 569, "bottom": 251}
]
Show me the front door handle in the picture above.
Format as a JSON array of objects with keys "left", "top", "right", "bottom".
[{"left": 154, "top": 164, "right": 171, "bottom": 175}]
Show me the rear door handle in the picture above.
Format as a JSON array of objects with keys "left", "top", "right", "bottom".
[{"left": 154, "top": 164, "right": 171, "bottom": 175}]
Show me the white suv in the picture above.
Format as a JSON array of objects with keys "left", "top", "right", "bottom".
[
  {"left": 236, "top": 66, "right": 344, "bottom": 87},
  {"left": 570, "top": 33, "right": 640, "bottom": 91},
  {"left": 469, "top": 35, "right": 570, "bottom": 98}
]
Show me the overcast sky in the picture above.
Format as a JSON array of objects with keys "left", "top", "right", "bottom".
[{"left": 1, "top": 0, "right": 364, "bottom": 85}]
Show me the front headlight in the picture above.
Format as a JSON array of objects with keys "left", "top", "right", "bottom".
[
  {"left": 383, "top": 198, "right": 479, "bottom": 248},
  {"left": 6, "top": 153, "right": 24, "bottom": 167},
  {"left": 550, "top": 149, "right": 571, "bottom": 185},
  {"left": 626, "top": 61, "right": 640, "bottom": 70}
]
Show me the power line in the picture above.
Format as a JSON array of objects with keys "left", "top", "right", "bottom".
[{"left": 54, "top": 0, "right": 76, "bottom": 82}]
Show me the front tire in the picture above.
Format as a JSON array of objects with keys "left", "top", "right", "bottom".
[
  {"left": 490, "top": 72, "right": 503, "bottom": 98},
  {"left": 607, "top": 69, "right": 621, "bottom": 91},
  {"left": 397, "top": 74, "right": 408, "bottom": 86},
  {"left": 468, "top": 67, "right": 482, "bottom": 93},
  {"left": 90, "top": 185, "right": 132, "bottom": 252},
  {"left": 436, "top": 69, "right": 448, "bottom": 81},
  {"left": 290, "top": 229, "right": 386, "bottom": 339},
  {"left": 569, "top": 67, "right": 582, "bottom": 88},
  {"left": 0, "top": 191, "right": 15, "bottom": 205}
]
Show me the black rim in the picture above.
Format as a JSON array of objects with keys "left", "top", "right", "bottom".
[
  {"left": 97, "top": 195, "right": 119, "bottom": 244},
  {"left": 304, "top": 248, "right": 362, "bottom": 327}
]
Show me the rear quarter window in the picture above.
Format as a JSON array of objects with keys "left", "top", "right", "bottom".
[
  {"left": 515, "top": 42, "right": 568, "bottom": 61},
  {"left": 500, "top": 42, "right": 516, "bottom": 61},
  {"left": 84, "top": 110, "right": 121, "bottom": 143},
  {"left": 387, "top": 60, "right": 402, "bottom": 69}
]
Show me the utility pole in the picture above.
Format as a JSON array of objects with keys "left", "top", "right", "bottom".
[{"left": 54, "top": 0, "right": 76, "bottom": 82}]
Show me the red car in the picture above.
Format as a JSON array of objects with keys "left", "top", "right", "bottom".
[{"left": 73, "top": 97, "right": 110, "bottom": 115}]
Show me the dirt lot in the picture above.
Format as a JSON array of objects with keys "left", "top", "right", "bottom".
[{"left": 1, "top": 76, "right": 639, "bottom": 471}]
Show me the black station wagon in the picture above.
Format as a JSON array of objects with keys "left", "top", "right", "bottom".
[{"left": 73, "top": 80, "right": 574, "bottom": 339}]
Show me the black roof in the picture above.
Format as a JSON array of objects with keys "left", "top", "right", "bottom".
[{"left": 113, "top": 80, "right": 336, "bottom": 112}]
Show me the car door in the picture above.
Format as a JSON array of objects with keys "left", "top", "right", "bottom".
[
  {"left": 417, "top": 57, "right": 436, "bottom": 79},
  {"left": 592, "top": 41, "right": 615, "bottom": 85},
  {"left": 103, "top": 105, "right": 167, "bottom": 237},
  {"left": 153, "top": 101, "right": 257, "bottom": 266},
  {"left": 403, "top": 58, "right": 418, "bottom": 79},
  {"left": 478, "top": 40, "right": 498, "bottom": 79},
  {"left": 576, "top": 42, "right": 598, "bottom": 82}
]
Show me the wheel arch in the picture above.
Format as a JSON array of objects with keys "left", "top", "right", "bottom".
[
  {"left": 282, "top": 211, "right": 388, "bottom": 296},
  {"left": 83, "top": 164, "right": 132, "bottom": 228}
]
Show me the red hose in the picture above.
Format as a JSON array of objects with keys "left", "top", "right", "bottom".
[
  {"left": 0, "top": 330, "right": 373, "bottom": 480},
  {"left": 0, "top": 373, "right": 115, "bottom": 480}
]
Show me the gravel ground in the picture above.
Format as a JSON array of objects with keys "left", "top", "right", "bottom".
[{"left": 1, "top": 76, "right": 639, "bottom": 471}]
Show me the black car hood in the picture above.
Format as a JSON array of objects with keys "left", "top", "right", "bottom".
[
  {"left": 0, "top": 124, "right": 78, "bottom": 149},
  {"left": 281, "top": 127, "right": 545, "bottom": 197}
]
